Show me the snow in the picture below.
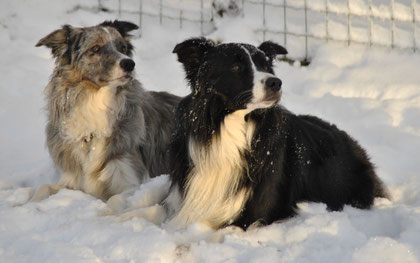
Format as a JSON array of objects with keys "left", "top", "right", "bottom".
[
  {"left": 247, "top": 0, "right": 420, "bottom": 54},
  {"left": 1, "top": 0, "right": 420, "bottom": 262}
]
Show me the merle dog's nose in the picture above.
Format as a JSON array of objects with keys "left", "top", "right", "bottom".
[
  {"left": 266, "top": 77, "right": 282, "bottom": 92},
  {"left": 120, "top": 59, "right": 135, "bottom": 72}
]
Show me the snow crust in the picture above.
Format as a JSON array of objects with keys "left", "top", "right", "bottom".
[{"left": 0, "top": 0, "right": 419, "bottom": 262}]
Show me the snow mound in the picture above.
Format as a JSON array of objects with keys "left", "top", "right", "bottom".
[{"left": 0, "top": 0, "right": 419, "bottom": 262}]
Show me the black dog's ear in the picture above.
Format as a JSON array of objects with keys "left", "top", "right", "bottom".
[
  {"left": 258, "top": 41, "right": 288, "bottom": 62},
  {"left": 173, "top": 37, "right": 215, "bottom": 84},
  {"left": 36, "top": 25, "right": 77, "bottom": 63},
  {"left": 99, "top": 20, "right": 139, "bottom": 38}
]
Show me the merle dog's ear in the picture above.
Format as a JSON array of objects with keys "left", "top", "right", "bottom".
[
  {"left": 258, "top": 41, "right": 288, "bottom": 62},
  {"left": 36, "top": 25, "right": 77, "bottom": 61},
  {"left": 173, "top": 37, "right": 214, "bottom": 83},
  {"left": 99, "top": 20, "right": 139, "bottom": 38}
]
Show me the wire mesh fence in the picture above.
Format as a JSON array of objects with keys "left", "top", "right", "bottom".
[
  {"left": 245, "top": 0, "right": 419, "bottom": 60},
  {"left": 100, "top": 0, "right": 419, "bottom": 60},
  {"left": 98, "top": 0, "right": 216, "bottom": 36}
]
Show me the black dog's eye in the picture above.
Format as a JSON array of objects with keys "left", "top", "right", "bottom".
[
  {"left": 231, "top": 63, "right": 243, "bottom": 72},
  {"left": 263, "top": 64, "right": 270, "bottom": 71},
  {"left": 90, "top": 45, "right": 101, "bottom": 54}
]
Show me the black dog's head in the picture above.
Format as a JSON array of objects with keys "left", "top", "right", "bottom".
[
  {"left": 173, "top": 38, "right": 287, "bottom": 111},
  {"left": 36, "top": 20, "right": 139, "bottom": 88}
]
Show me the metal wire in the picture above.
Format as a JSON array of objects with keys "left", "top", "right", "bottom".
[
  {"left": 107, "top": 0, "right": 418, "bottom": 55},
  {"left": 304, "top": 0, "right": 308, "bottom": 59},
  {"left": 413, "top": 0, "right": 417, "bottom": 52},
  {"left": 245, "top": 0, "right": 418, "bottom": 53}
]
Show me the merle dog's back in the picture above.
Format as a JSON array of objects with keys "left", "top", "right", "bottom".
[{"left": 141, "top": 91, "right": 181, "bottom": 177}]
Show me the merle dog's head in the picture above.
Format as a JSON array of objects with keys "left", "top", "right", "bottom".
[
  {"left": 36, "top": 20, "right": 139, "bottom": 88},
  {"left": 173, "top": 38, "right": 287, "bottom": 111}
]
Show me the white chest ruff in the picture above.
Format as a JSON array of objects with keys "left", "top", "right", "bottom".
[
  {"left": 62, "top": 86, "right": 126, "bottom": 142},
  {"left": 171, "top": 110, "right": 255, "bottom": 229},
  {"left": 56, "top": 86, "right": 140, "bottom": 198}
]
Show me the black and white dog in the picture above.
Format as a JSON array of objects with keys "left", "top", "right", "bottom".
[
  {"left": 32, "top": 21, "right": 180, "bottom": 202},
  {"left": 165, "top": 38, "right": 388, "bottom": 230}
]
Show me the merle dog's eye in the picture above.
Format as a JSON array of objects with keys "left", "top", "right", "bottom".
[
  {"left": 119, "top": 44, "right": 128, "bottom": 54},
  {"left": 90, "top": 45, "right": 101, "bottom": 54},
  {"left": 231, "top": 63, "right": 243, "bottom": 72}
]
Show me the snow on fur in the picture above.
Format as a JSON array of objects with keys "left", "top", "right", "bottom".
[{"left": 0, "top": 0, "right": 419, "bottom": 262}]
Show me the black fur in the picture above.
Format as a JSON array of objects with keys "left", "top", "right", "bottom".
[
  {"left": 258, "top": 40, "right": 288, "bottom": 63},
  {"left": 170, "top": 38, "right": 388, "bottom": 229},
  {"left": 99, "top": 20, "right": 139, "bottom": 37},
  {"left": 172, "top": 38, "right": 216, "bottom": 89}
]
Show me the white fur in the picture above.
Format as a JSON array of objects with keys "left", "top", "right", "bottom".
[
  {"left": 102, "top": 27, "right": 114, "bottom": 42},
  {"left": 98, "top": 157, "right": 142, "bottom": 195},
  {"left": 115, "top": 205, "right": 167, "bottom": 225},
  {"left": 62, "top": 85, "right": 125, "bottom": 142},
  {"left": 241, "top": 47, "right": 277, "bottom": 110},
  {"left": 31, "top": 27, "right": 145, "bottom": 203},
  {"left": 169, "top": 109, "right": 255, "bottom": 229},
  {"left": 250, "top": 70, "right": 272, "bottom": 104},
  {"left": 57, "top": 85, "right": 141, "bottom": 199}
]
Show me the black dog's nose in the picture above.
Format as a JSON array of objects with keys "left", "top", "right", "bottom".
[
  {"left": 120, "top": 59, "right": 135, "bottom": 72},
  {"left": 266, "top": 77, "right": 282, "bottom": 92}
]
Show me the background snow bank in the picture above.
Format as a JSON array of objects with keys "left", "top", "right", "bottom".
[{"left": 0, "top": 1, "right": 419, "bottom": 262}]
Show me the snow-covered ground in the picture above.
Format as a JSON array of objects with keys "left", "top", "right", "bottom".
[{"left": 1, "top": 1, "right": 420, "bottom": 262}]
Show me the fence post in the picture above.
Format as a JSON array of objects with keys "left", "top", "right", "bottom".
[
  {"left": 391, "top": 0, "right": 395, "bottom": 49},
  {"left": 118, "top": 0, "right": 121, "bottom": 17},
  {"left": 180, "top": 0, "right": 183, "bottom": 29},
  {"left": 368, "top": 0, "right": 373, "bottom": 47},
  {"left": 304, "top": 0, "right": 308, "bottom": 60},
  {"left": 159, "top": 0, "right": 163, "bottom": 25},
  {"left": 413, "top": 0, "right": 417, "bottom": 52},
  {"left": 347, "top": 0, "right": 351, "bottom": 46},
  {"left": 325, "top": 0, "right": 329, "bottom": 42},
  {"left": 200, "top": 0, "right": 204, "bottom": 35},
  {"left": 262, "top": 0, "right": 266, "bottom": 41},
  {"left": 283, "top": 0, "right": 287, "bottom": 48},
  {"left": 97, "top": 0, "right": 102, "bottom": 12},
  {"left": 139, "top": 0, "right": 143, "bottom": 37}
]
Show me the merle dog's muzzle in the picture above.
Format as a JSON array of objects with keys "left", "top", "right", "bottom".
[{"left": 120, "top": 58, "right": 135, "bottom": 73}]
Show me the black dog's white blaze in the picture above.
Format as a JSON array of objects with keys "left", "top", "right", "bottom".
[{"left": 242, "top": 47, "right": 279, "bottom": 110}]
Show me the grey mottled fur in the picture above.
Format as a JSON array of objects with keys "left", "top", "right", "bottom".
[{"left": 35, "top": 20, "right": 180, "bottom": 200}]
